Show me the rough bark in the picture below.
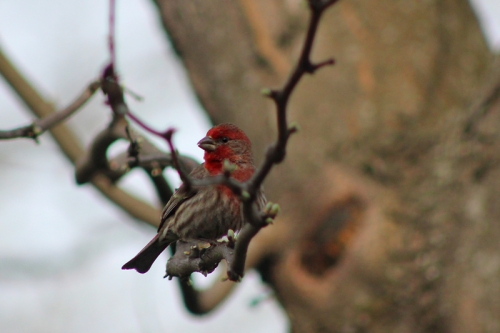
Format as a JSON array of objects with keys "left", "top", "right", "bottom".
[{"left": 153, "top": 0, "right": 499, "bottom": 332}]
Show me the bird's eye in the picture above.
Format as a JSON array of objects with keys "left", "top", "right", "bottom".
[{"left": 221, "top": 137, "right": 229, "bottom": 143}]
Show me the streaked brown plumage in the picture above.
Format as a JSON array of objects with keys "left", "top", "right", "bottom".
[{"left": 122, "top": 123, "right": 266, "bottom": 274}]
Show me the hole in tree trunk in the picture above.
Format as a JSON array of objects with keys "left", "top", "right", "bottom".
[{"left": 300, "top": 195, "right": 366, "bottom": 276}]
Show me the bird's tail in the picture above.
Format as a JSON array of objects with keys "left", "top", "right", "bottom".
[{"left": 122, "top": 234, "right": 172, "bottom": 274}]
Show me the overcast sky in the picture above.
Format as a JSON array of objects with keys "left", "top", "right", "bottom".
[{"left": 0, "top": 1, "right": 499, "bottom": 333}]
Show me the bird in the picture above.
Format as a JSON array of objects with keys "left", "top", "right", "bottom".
[{"left": 122, "top": 123, "right": 266, "bottom": 274}]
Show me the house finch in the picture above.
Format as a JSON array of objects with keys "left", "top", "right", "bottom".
[{"left": 122, "top": 123, "right": 266, "bottom": 274}]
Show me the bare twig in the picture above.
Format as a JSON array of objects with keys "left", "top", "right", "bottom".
[
  {"left": 225, "top": 0, "right": 337, "bottom": 280},
  {"left": 251, "top": 0, "right": 337, "bottom": 191},
  {"left": 0, "top": 46, "right": 160, "bottom": 227},
  {"left": 75, "top": 110, "right": 198, "bottom": 186},
  {"left": 75, "top": 115, "right": 129, "bottom": 184},
  {"left": 0, "top": 81, "right": 100, "bottom": 141},
  {"left": 109, "top": 0, "right": 117, "bottom": 68},
  {"left": 102, "top": 64, "right": 128, "bottom": 115},
  {"left": 99, "top": 64, "right": 198, "bottom": 192},
  {"left": 124, "top": 153, "right": 199, "bottom": 171},
  {"left": 164, "top": 129, "right": 194, "bottom": 189},
  {"left": 0, "top": 47, "right": 83, "bottom": 162}
]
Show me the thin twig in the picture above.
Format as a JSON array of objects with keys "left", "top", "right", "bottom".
[
  {"left": 0, "top": 81, "right": 100, "bottom": 140},
  {"left": 0, "top": 46, "right": 160, "bottom": 227},
  {"left": 100, "top": 65, "right": 201, "bottom": 196},
  {"left": 250, "top": 0, "right": 337, "bottom": 191},
  {"left": 0, "top": 47, "right": 83, "bottom": 162},
  {"left": 124, "top": 153, "right": 199, "bottom": 171},
  {"left": 226, "top": 0, "right": 337, "bottom": 280},
  {"left": 164, "top": 129, "right": 193, "bottom": 190},
  {"left": 75, "top": 115, "right": 129, "bottom": 184},
  {"left": 109, "top": 0, "right": 116, "bottom": 68},
  {"left": 102, "top": 65, "right": 128, "bottom": 115}
]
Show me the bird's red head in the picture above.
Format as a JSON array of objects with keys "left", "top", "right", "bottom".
[{"left": 197, "top": 123, "right": 254, "bottom": 178}]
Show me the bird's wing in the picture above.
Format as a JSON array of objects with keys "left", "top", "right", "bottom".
[{"left": 157, "top": 164, "right": 208, "bottom": 231}]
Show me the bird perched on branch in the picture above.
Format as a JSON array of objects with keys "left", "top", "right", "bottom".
[{"left": 122, "top": 123, "right": 266, "bottom": 274}]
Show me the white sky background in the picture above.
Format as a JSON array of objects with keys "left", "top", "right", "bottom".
[{"left": 0, "top": 1, "right": 499, "bottom": 333}]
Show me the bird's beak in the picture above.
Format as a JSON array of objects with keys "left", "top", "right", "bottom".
[{"left": 197, "top": 136, "right": 216, "bottom": 152}]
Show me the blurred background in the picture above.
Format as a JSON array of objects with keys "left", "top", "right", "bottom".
[{"left": 0, "top": 0, "right": 498, "bottom": 332}]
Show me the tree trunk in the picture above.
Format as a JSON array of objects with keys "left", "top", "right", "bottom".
[{"left": 153, "top": 0, "right": 500, "bottom": 332}]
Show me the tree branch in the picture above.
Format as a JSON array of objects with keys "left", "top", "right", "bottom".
[
  {"left": 0, "top": 81, "right": 100, "bottom": 140},
  {"left": 108, "top": 0, "right": 117, "bottom": 68},
  {"left": 224, "top": 0, "right": 337, "bottom": 280},
  {"left": 251, "top": 0, "right": 337, "bottom": 189},
  {"left": 0, "top": 47, "right": 84, "bottom": 162},
  {"left": 0, "top": 46, "right": 160, "bottom": 227},
  {"left": 123, "top": 0, "right": 337, "bottom": 282}
]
